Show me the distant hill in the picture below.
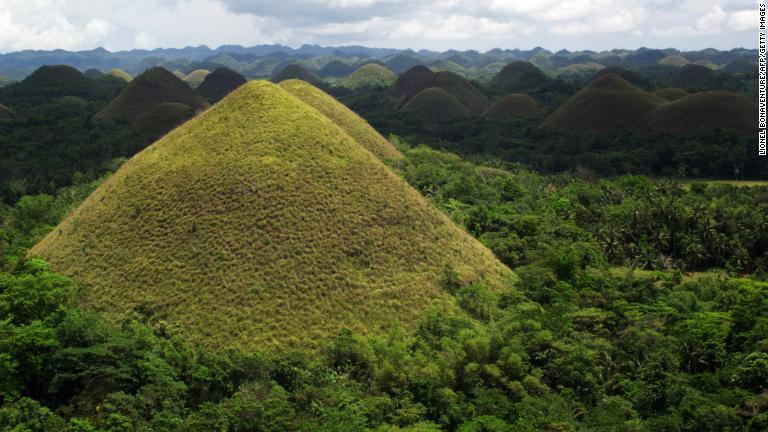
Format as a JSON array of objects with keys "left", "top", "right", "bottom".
[
  {"left": 591, "top": 66, "right": 652, "bottom": 90},
  {"left": 183, "top": 69, "right": 211, "bottom": 88},
  {"left": 647, "top": 91, "right": 756, "bottom": 132},
  {"left": 541, "top": 74, "right": 665, "bottom": 131},
  {"left": 675, "top": 64, "right": 716, "bottom": 89},
  {"left": 132, "top": 102, "right": 196, "bottom": 139},
  {"left": 653, "top": 88, "right": 689, "bottom": 101},
  {"left": 279, "top": 79, "right": 403, "bottom": 160},
  {"left": 723, "top": 58, "right": 756, "bottom": 74},
  {"left": 31, "top": 80, "right": 513, "bottom": 350},
  {"left": 109, "top": 68, "right": 132, "bottom": 82},
  {"left": 390, "top": 66, "right": 489, "bottom": 114},
  {"left": 94, "top": 67, "right": 207, "bottom": 124},
  {"left": 489, "top": 61, "right": 552, "bottom": 94},
  {"left": 0, "top": 65, "right": 103, "bottom": 108},
  {"left": 401, "top": 87, "right": 471, "bottom": 128},
  {"left": 196, "top": 67, "right": 247, "bottom": 103},
  {"left": 272, "top": 64, "right": 321, "bottom": 85},
  {"left": 318, "top": 60, "right": 355, "bottom": 78},
  {"left": 483, "top": 94, "right": 542, "bottom": 121},
  {"left": 658, "top": 55, "right": 689, "bottom": 67},
  {"left": 343, "top": 64, "right": 396, "bottom": 90}
]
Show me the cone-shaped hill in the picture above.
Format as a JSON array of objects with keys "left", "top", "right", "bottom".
[
  {"left": 183, "top": 69, "right": 211, "bottom": 88},
  {"left": 489, "top": 61, "right": 552, "bottom": 94},
  {"left": 675, "top": 64, "right": 716, "bottom": 89},
  {"left": 279, "top": 79, "right": 403, "bottom": 160},
  {"left": 653, "top": 88, "right": 689, "bottom": 101},
  {"left": 32, "top": 81, "right": 513, "bottom": 350},
  {"left": 197, "top": 67, "right": 247, "bottom": 103},
  {"left": 0, "top": 65, "right": 102, "bottom": 107},
  {"left": 343, "top": 64, "right": 397, "bottom": 90},
  {"left": 94, "top": 67, "right": 207, "bottom": 124},
  {"left": 541, "top": 74, "right": 666, "bottom": 131},
  {"left": 483, "top": 94, "right": 542, "bottom": 121},
  {"left": 658, "top": 55, "right": 689, "bottom": 67},
  {"left": 390, "top": 66, "right": 489, "bottom": 114},
  {"left": 401, "top": 87, "right": 471, "bottom": 128},
  {"left": 647, "top": 91, "right": 756, "bottom": 132},
  {"left": 272, "top": 64, "right": 321, "bottom": 85}
]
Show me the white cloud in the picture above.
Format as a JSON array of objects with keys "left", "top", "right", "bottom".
[{"left": 0, "top": 0, "right": 758, "bottom": 53}]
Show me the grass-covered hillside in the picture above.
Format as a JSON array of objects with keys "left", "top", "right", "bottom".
[
  {"left": 489, "top": 61, "right": 552, "bottom": 94},
  {"left": 483, "top": 93, "right": 542, "bottom": 121},
  {"left": 343, "top": 63, "right": 397, "bottom": 90},
  {"left": 652, "top": 87, "right": 689, "bottom": 101},
  {"left": 32, "top": 81, "right": 513, "bottom": 350},
  {"left": 542, "top": 74, "right": 666, "bottom": 131},
  {"left": 196, "top": 67, "right": 247, "bottom": 102},
  {"left": 648, "top": 90, "right": 756, "bottom": 132},
  {"left": 279, "top": 79, "right": 404, "bottom": 160},
  {"left": 272, "top": 64, "right": 321, "bottom": 85},
  {"left": 94, "top": 67, "right": 207, "bottom": 124},
  {"left": 183, "top": 69, "right": 211, "bottom": 88},
  {"left": 390, "top": 66, "right": 489, "bottom": 114},
  {"left": 401, "top": 87, "right": 471, "bottom": 128},
  {"left": 108, "top": 68, "right": 132, "bottom": 82}
]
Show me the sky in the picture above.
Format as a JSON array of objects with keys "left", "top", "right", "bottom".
[{"left": 0, "top": 0, "right": 760, "bottom": 53}]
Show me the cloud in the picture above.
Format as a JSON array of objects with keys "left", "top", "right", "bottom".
[{"left": 0, "top": 0, "right": 758, "bottom": 53}]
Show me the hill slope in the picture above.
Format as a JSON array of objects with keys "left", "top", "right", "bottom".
[
  {"left": 0, "top": 65, "right": 102, "bottom": 107},
  {"left": 343, "top": 64, "right": 397, "bottom": 89},
  {"left": 94, "top": 67, "right": 207, "bottom": 124},
  {"left": 542, "top": 74, "right": 666, "bottom": 131},
  {"left": 483, "top": 94, "right": 542, "bottom": 121},
  {"left": 390, "top": 66, "right": 489, "bottom": 114},
  {"left": 32, "top": 81, "right": 513, "bottom": 350},
  {"left": 183, "top": 69, "right": 211, "bottom": 88},
  {"left": 647, "top": 91, "right": 756, "bottom": 132},
  {"left": 401, "top": 87, "right": 471, "bottom": 128},
  {"left": 489, "top": 61, "right": 552, "bottom": 94},
  {"left": 653, "top": 88, "right": 689, "bottom": 101},
  {"left": 109, "top": 68, "right": 132, "bottom": 82},
  {"left": 196, "top": 67, "right": 247, "bottom": 103},
  {"left": 279, "top": 79, "right": 403, "bottom": 160},
  {"left": 272, "top": 64, "right": 321, "bottom": 85}
]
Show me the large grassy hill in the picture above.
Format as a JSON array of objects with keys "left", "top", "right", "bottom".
[
  {"left": 343, "top": 63, "right": 397, "bottom": 90},
  {"left": 647, "top": 91, "right": 756, "bottom": 132},
  {"left": 183, "top": 69, "right": 211, "bottom": 88},
  {"left": 109, "top": 68, "right": 132, "bottom": 82},
  {"left": 0, "top": 65, "right": 107, "bottom": 108},
  {"left": 401, "top": 87, "right": 471, "bottom": 128},
  {"left": 272, "top": 64, "right": 321, "bottom": 85},
  {"left": 32, "top": 80, "right": 513, "bottom": 350},
  {"left": 196, "top": 67, "right": 247, "bottom": 103},
  {"left": 279, "top": 79, "right": 403, "bottom": 160},
  {"left": 542, "top": 74, "right": 666, "bottom": 131},
  {"left": 94, "top": 67, "right": 207, "bottom": 124}
]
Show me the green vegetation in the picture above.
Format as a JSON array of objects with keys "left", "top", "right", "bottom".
[
  {"left": 279, "top": 79, "right": 404, "bottom": 160},
  {"left": 401, "top": 88, "right": 471, "bottom": 129},
  {"left": 94, "top": 67, "right": 207, "bottom": 124},
  {"left": 390, "top": 66, "right": 489, "bottom": 114},
  {"left": 196, "top": 67, "right": 247, "bottom": 103},
  {"left": 675, "top": 64, "right": 717, "bottom": 89},
  {"left": 272, "top": 64, "right": 321, "bottom": 85},
  {"left": 483, "top": 94, "right": 542, "bottom": 121},
  {"left": 183, "top": 69, "right": 211, "bottom": 88},
  {"left": 648, "top": 91, "right": 756, "bottom": 132},
  {"left": 653, "top": 87, "right": 689, "bottom": 101},
  {"left": 0, "top": 103, "right": 15, "bottom": 119},
  {"left": 0, "top": 65, "right": 118, "bottom": 109},
  {"left": 489, "top": 61, "right": 552, "bottom": 94},
  {"left": 344, "top": 64, "right": 397, "bottom": 90},
  {"left": 108, "top": 68, "right": 132, "bottom": 82},
  {"left": 32, "top": 81, "right": 513, "bottom": 351},
  {"left": 541, "top": 74, "right": 666, "bottom": 131}
]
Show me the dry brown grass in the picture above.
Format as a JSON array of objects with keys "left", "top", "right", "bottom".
[{"left": 32, "top": 80, "right": 514, "bottom": 351}]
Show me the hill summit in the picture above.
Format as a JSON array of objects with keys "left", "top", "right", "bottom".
[
  {"left": 390, "top": 66, "right": 489, "bottom": 114},
  {"left": 94, "top": 67, "right": 207, "bottom": 124},
  {"left": 489, "top": 61, "right": 552, "bottom": 94},
  {"left": 32, "top": 81, "right": 513, "bottom": 350},
  {"left": 343, "top": 63, "right": 397, "bottom": 90}
]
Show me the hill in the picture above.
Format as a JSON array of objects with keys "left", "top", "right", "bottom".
[
  {"left": 272, "top": 64, "right": 321, "bottom": 85},
  {"left": 278, "top": 79, "right": 403, "bottom": 160},
  {"left": 318, "top": 60, "right": 355, "bottom": 78},
  {"left": 723, "top": 58, "right": 756, "bottom": 74},
  {"left": 183, "top": 69, "right": 211, "bottom": 88},
  {"left": 31, "top": 80, "right": 513, "bottom": 350},
  {"left": 541, "top": 74, "right": 666, "bottom": 131},
  {"left": 132, "top": 102, "right": 196, "bottom": 139},
  {"left": 658, "top": 55, "right": 689, "bottom": 67},
  {"left": 652, "top": 87, "right": 689, "bottom": 101},
  {"left": 647, "top": 91, "right": 756, "bottom": 132},
  {"left": 0, "top": 65, "right": 101, "bottom": 107},
  {"left": 0, "top": 103, "right": 15, "bottom": 119},
  {"left": 675, "top": 64, "right": 716, "bottom": 88},
  {"left": 196, "top": 67, "right": 247, "bottom": 103},
  {"left": 489, "top": 61, "right": 552, "bottom": 93},
  {"left": 109, "top": 68, "right": 132, "bottom": 82},
  {"left": 401, "top": 87, "right": 471, "bottom": 128},
  {"left": 94, "top": 67, "right": 207, "bottom": 124},
  {"left": 343, "top": 64, "right": 397, "bottom": 90},
  {"left": 591, "top": 66, "right": 651, "bottom": 89},
  {"left": 483, "top": 94, "right": 542, "bottom": 121},
  {"left": 389, "top": 66, "right": 489, "bottom": 114}
]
